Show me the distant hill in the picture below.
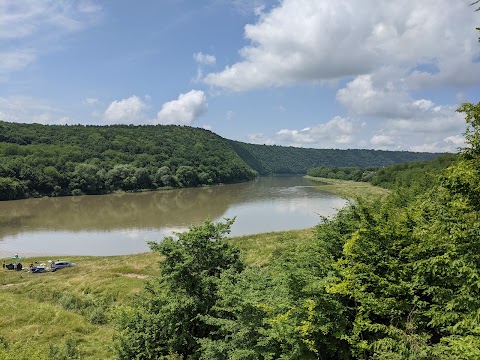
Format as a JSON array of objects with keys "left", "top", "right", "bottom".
[
  {"left": 0, "top": 121, "right": 446, "bottom": 200},
  {"left": 0, "top": 121, "right": 255, "bottom": 200},
  {"left": 228, "top": 140, "right": 444, "bottom": 175}
]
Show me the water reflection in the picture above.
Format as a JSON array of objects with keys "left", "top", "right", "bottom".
[{"left": 0, "top": 177, "right": 347, "bottom": 257}]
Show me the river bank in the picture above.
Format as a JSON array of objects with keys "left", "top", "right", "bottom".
[{"left": 305, "top": 176, "right": 391, "bottom": 202}]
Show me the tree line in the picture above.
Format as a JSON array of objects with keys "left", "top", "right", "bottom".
[
  {"left": 0, "top": 121, "right": 448, "bottom": 201},
  {"left": 307, "top": 153, "right": 458, "bottom": 199},
  {"left": 229, "top": 140, "right": 443, "bottom": 175},
  {"left": 0, "top": 123, "right": 256, "bottom": 200}
]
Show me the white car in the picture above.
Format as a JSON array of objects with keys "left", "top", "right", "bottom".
[{"left": 52, "top": 261, "right": 76, "bottom": 270}]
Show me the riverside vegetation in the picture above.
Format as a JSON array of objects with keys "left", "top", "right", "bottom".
[
  {"left": 0, "top": 121, "right": 440, "bottom": 201},
  {"left": 1, "top": 101, "right": 480, "bottom": 359}
]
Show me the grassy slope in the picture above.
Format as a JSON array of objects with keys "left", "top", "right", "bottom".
[
  {"left": 0, "top": 230, "right": 313, "bottom": 359},
  {"left": 305, "top": 176, "right": 391, "bottom": 202},
  {"left": 0, "top": 253, "right": 160, "bottom": 359},
  {"left": 0, "top": 179, "right": 386, "bottom": 359}
]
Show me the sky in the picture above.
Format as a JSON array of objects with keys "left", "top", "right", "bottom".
[{"left": 1, "top": 0, "right": 480, "bottom": 152}]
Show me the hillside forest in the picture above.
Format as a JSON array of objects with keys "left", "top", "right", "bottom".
[
  {"left": 0, "top": 121, "right": 441, "bottom": 201},
  {"left": 113, "top": 101, "right": 480, "bottom": 359}
]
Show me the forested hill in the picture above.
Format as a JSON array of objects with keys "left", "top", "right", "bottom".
[
  {"left": 0, "top": 120, "right": 446, "bottom": 200},
  {"left": 228, "top": 140, "right": 443, "bottom": 175},
  {"left": 0, "top": 121, "right": 256, "bottom": 200}
]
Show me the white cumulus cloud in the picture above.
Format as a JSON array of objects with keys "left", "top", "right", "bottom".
[
  {"left": 337, "top": 74, "right": 413, "bottom": 118},
  {"left": 104, "top": 95, "right": 148, "bottom": 124},
  {"left": 247, "top": 116, "right": 356, "bottom": 148},
  {"left": 204, "top": 0, "right": 479, "bottom": 91},
  {"left": 370, "top": 133, "right": 396, "bottom": 147},
  {"left": 335, "top": 70, "right": 467, "bottom": 152},
  {"left": 156, "top": 90, "right": 208, "bottom": 126},
  {"left": 275, "top": 116, "right": 355, "bottom": 147}
]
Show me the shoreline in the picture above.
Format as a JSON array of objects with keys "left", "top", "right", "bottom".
[
  {"left": 305, "top": 175, "right": 391, "bottom": 202},
  {"left": 1, "top": 178, "right": 389, "bottom": 260}
]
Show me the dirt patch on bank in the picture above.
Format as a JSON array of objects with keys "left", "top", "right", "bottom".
[{"left": 118, "top": 273, "right": 150, "bottom": 279}]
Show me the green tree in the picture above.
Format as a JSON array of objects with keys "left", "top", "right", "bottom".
[
  {"left": 114, "top": 219, "right": 245, "bottom": 359},
  {"left": 69, "top": 163, "right": 105, "bottom": 195},
  {"left": 153, "top": 166, "right": 173, "bottom": 187},
  {"left": 200, "top": 232, "right": 351, "bottom": 360},
  {"left": 0, "top": 177, "right": 25, "bottom": 200},
  {"left": 328, "top": 102, "right": 480, "bottom": 358},
  {"left": 175, "top": 165, "right": 198, "bottom": 188}
]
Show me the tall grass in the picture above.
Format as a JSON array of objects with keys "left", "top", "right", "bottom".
[{"left": 0, "top": 229, "right": 312, "bottom": 359}]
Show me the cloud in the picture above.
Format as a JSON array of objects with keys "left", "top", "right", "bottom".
[
  {"left": 336, "top": 74, "right": 413, "bottom": 118},
  {"left": 335, "top": 70, "right": 466, "bottom": 151},
  {"left": 274, "top": 116, "right": 355, "bottom": 147},
  {"left": 104, "top": 96, "right": 149, "bottom": 124},
  {"left": 407, "top": 134, "right": 466, "bottom": 154},
  {"left": 0, "top": 49, "right": 36, "bottom": 74},
  {"left": 247, "top": 133, "right": 275, "bottom": 145},
  {"left": 409, "top": 136, "right": 466, "bottom": 153},
  {"left": 83, "top": 97, "right": 99, "bottom": 105},
  {"left": 0, "top": 0, "right": 102, "bottom": 77},
  {"left": 370, "top": 133, "right": 396, "bottom": 147},
  {"left": 193, "top": 52, "right": 216, "bottom": 65},
  {"left": 192, "top": 52, "right": 216, "bottom": 83},
  {"left": 156, "top": 90, "right": 208, "bottom": 125},
  {"left": 0, "top": 0, "right": 102, "bottom": 39},
  {"left": 245, "top": 116, "right": 356, "bottom": 148},
  {"left": 231, "top": 0, "right": 270, "bottom": 15},
  {"left": 0, "top": 96, "right": 69, "bottom": 125},
  {"left": 387, "top": 106, "right": 464, "bottom": 134},
  {"left": 444, "top": 135, "right": 465, "bottom": 146},
  {"left": 77, "top": 1, "right": 103, "bottom": 14},
  {"left": 203, "top": 0, "right": 479, "bottom": 91}
]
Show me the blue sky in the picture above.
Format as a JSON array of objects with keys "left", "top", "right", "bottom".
[{"left": 1, "top": 0, "right": 480, "bottom": 152}]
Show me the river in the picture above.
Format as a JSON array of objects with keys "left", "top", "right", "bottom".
[{"left": 0, "top": 176, "right": 348, "bottom": 257}]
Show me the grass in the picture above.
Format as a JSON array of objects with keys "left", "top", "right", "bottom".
[
  {"left": 231, "top": 228, "right": 314, "bottom": 267},
  {"left": 305, "top": 176, "right": 391, "bottom": 202},
  {"left": 0, "top": 253, "right": 161, "bottom": 359},
  {"left": 0, "top": 229, "right": 311, "bottom": 359}
]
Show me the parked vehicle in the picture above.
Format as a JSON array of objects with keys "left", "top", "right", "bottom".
[
  {"left": 52, "top": 261, "right": 76, "bottom": 270},
  {"left": 30, "top": 266, "right": 45, "bottom": 273}
]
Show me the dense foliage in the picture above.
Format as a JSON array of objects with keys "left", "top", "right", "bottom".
[
  {"left": 369, "top": 154, "right": 458, "bottom": 192},
  {"left": 307, "top": 154, "right": 458, "bottom": 201},
  {"left": 307, "top": 166, "right": 379, "bottom": 182},
  {"left": 115, "top": 102, "right": 480, "bottom": 359},
  {"left": 0, "top": 122, "right": 256, "bottom": 200},
  {"left": 229, "top": 140, "right": 442, "bottom": 175},
  {"left": 330, "top": 101, "right": 480, "bottom": 358}
]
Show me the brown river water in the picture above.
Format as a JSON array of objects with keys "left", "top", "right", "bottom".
[{"left": 0, "top": 176, "right": 347, "bottom": 257}]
